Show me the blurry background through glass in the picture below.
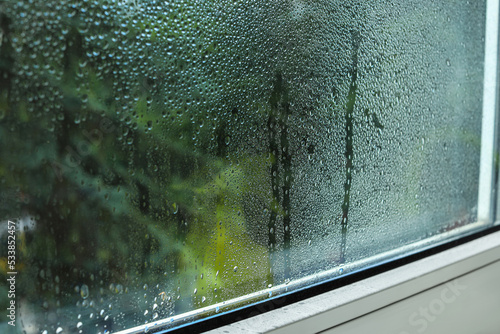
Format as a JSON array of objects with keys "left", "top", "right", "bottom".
[{"left": 0, "top": 1, "right": 488, "bottom": 333}]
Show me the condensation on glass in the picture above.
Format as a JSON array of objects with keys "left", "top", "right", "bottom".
[{"left": 0, "top": 1, "right": 488, "bottom": 333}]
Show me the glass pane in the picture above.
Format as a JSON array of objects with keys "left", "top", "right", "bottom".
[{"left": 0, "top": 1, "right": 490, "bottom": 333}]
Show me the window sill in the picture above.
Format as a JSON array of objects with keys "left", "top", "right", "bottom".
[{"left": 206, "top": 228, "right": 500, "bottom": 333}]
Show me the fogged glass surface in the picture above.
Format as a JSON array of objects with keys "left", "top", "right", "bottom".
[{"left": 0, "top": 1, "right": 485, "bottom": 332}]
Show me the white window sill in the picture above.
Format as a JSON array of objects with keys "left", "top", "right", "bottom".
[{"left": 206, "top": 229, "right": 500, "bottom": 333}]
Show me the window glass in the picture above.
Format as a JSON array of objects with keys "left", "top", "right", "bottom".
[{"left": 0, "top": 1, "right": 490, "bottom": 333}]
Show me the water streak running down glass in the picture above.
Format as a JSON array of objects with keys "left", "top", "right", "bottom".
[{"left": 0, "top": 1, "right": 490, "bottom": 333}]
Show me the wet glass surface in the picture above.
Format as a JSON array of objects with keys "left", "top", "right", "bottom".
[{"left": 0, "top": 1, "right": 487, "bottom": 332}]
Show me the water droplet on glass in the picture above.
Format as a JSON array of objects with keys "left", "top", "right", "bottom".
[{"left": 80, "top": 284, "right": 89, "bottom": 299}]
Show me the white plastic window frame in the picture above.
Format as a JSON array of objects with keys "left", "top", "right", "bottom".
[
  {"left": 206, "top": 229, "right": 500, "bottom": 334},
  {"left": 116, "top": 1, "right": 500, "bottom": 333}
]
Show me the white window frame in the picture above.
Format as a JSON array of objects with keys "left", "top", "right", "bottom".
[{"left": 206, "top": 229, "right": 500, "bottom": 334}]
